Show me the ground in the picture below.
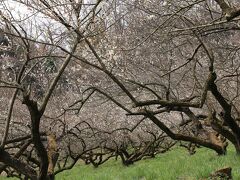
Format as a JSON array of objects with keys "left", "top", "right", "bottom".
[{"left": 1, "top": 145, "right": 240, "bottom": 180}]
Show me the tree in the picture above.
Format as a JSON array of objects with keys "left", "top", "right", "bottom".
[{"left": 1, "top": 0, "right": 240, "bottom": 179}]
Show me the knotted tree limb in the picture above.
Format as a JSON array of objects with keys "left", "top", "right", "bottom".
[
  {"left": 214, "top": 0, "right": 240, "bottom": 21},
  {"left": 0, "top": 148, "right": 37, "bottom": 179},
  {"left": 143, "top": 110, "right": 225, "bottom": 155}
]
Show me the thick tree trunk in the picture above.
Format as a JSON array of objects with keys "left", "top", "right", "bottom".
[
  {"left": 23, "top": 97, "right": 49, "bottom": 180},
  {"left": 31, "top": 114, "right": 49, "bottom": 180},
  {"left": 32, "top": 117, "right": 49, "bottom": 180}
]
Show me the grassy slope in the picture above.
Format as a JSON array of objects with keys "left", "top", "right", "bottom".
[
  {"left": 1, "top": 145, "right": 240, "bottom": 180},
  {"left": 56, "top": 146, "right": 240, "bottom": 180}
]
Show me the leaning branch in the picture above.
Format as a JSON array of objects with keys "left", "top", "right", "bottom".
[
  {"left": 214, "top": 0, "right": 240, "bottom": 21},
  {"left": 144, "top": 109, "right": 225, "bottom": 154},
  {"left": 39, "top": 39, "right": 79, "bottom": 113},
  {"left": 0, "top": 148, "right": 37, "bottom": 179}
]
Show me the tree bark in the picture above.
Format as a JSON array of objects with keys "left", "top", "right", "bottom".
[
  {"left": 0, "top": 148, "right": 37, "bottom": 179},
  {"left": 23, "top": 96, "right": 49, "bottom": 180},
  {"left": 144, "top": 110, "right": 225, "bottom": 155}
]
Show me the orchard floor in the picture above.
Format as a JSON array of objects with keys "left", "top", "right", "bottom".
[{"left": 1, "top": 145, "right": 240, "bottom": 180}]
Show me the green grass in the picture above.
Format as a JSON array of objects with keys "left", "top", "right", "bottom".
[
  {"left": 56, "top": 145, "right": 240, "bottom": 180},
  {"left": 1, "top": 145, "right": 240, "bottom": 180}
]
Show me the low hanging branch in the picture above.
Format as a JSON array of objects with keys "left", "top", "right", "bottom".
[
  {"left": 143, "top": 109, "right": 225, "bottom": 155},
  {"left": 214, "top": 0, "right": 240, "bottom": 21},
  {"left": 0, "top": 148, "right": 37, "bottom": 179}
]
